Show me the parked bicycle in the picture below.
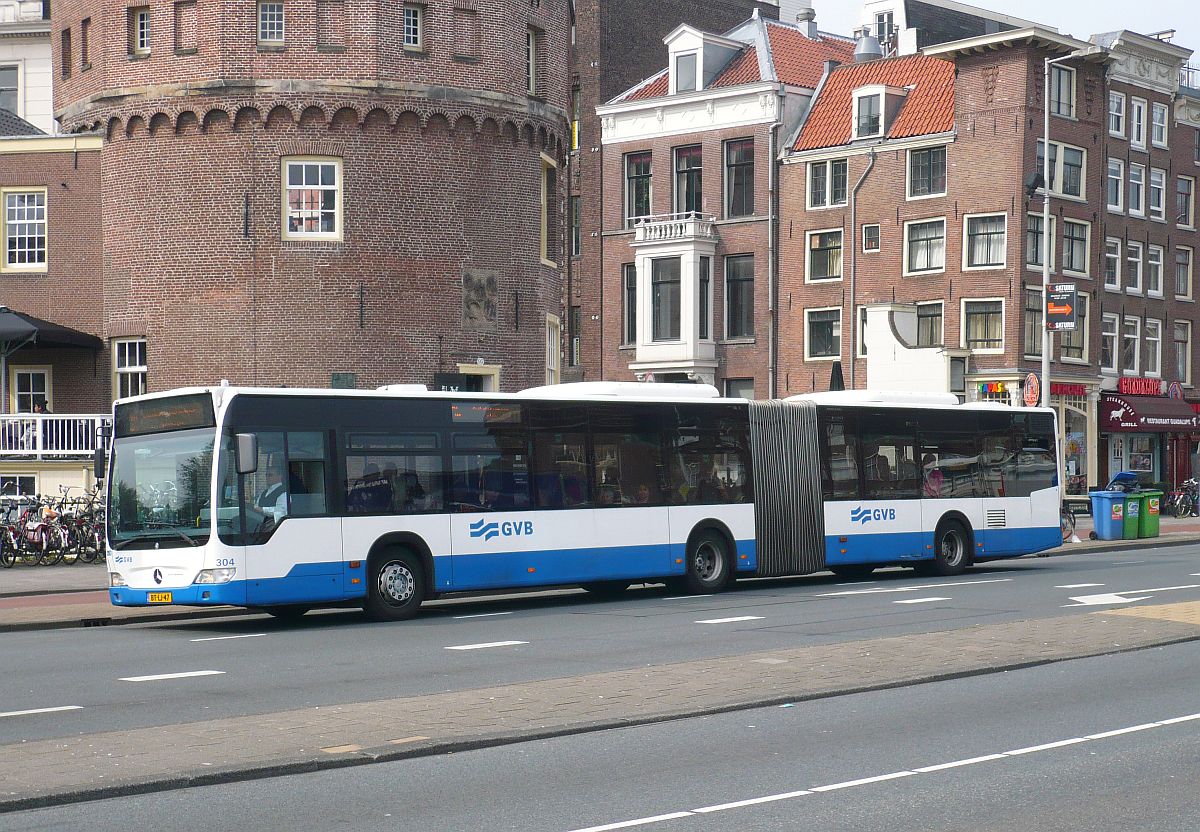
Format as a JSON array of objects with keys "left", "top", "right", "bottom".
[
  {"left": 0, "top": 488, "right": 106, "bottom": 568},
  {"left": 1167, "top": 478, "right": 1199, "bottom": 518}
]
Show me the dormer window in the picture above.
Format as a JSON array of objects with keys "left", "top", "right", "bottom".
[
  {"left": 856, "top": 95, "right": 881, "bottom": 138},
  {"left": 674, "top": 52, "right": 698, "bottom": 94},
  {"left": 852, "top": 84, "right": 908, "bottom": 141}
]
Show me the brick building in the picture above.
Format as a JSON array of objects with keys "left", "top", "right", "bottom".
[
  {"left": 35, "top": 0, "right": 571, "bottom": 403},
  {"left": 593, "top": 9, "right": 852, "bottom": 396}
]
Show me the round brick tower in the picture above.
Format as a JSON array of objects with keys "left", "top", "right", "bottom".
[{"left": 51, "top": 0, "right": 568, "bottom": 392}]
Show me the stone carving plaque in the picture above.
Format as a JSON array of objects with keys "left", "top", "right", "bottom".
[{"left": 462, "top": 269, "right": 498, "bottom": 331}]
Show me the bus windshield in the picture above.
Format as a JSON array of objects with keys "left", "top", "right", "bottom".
[{"left": 107, "top": 427, "right": 215, "bottom": 549}]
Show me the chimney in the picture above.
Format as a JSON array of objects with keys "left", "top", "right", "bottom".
[
  {"left": 778, "top": 2, "right": 819, "bottom": 38},
  {"left": 853, "top": 27, "right": 884, "bottom": 62},
  {"left": 797, "top": 6, "right": 818, "bottom": 39}
]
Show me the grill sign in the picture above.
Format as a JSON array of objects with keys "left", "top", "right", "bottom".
[{"left": 1046, "top": 283, "right": 1077, "bottom": 331}]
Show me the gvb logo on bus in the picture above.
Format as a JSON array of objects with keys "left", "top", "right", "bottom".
[
  {"left": 850, "top": 507, "right": 897, "bottom": 525},
  {"left": 469, "top": 518, "right": 535, "bottom": 542}
]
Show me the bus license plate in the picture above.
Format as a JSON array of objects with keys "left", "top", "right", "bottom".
[{"left": 147, "top": 592, "right": 173, "bottom": 603}]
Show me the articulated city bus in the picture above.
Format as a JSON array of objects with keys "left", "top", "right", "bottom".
[{"left": 104, "top": 383, "right": 1060, "bottom": 620}]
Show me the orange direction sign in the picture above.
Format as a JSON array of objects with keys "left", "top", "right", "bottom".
[{"left": 1046, "top": 283, "right": 1077, "bottom": 331}]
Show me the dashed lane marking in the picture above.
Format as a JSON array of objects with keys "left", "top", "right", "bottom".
[
  {"left": 452, "top": 612, "right": 514, "bottom": 619},
  {"left": 817, "top": 578, "right": 1011, "bottom": 597},
  {"left": 1055, "top": 583, "right": 1104, "bottom": 589},
  {"left": 695, "top": 616, "right": 764, "bottom": 625},
  {"left": 0, "top": 705, "right": 83, "bottom": 719},
  {"left": 119, "top": 671, "right": 226, "bottom": 682},
  {"left": 893, "top": 597, "right": 951, "bottom": 605},
  {"left": 562, "top": 711, "right": 1200, "bottom": 832},
  {"left": 190, "top": 634, "right": 266, "bottom": 642},
  {"left": 445, "top": 641, "right": 529, "bottom": 651}
]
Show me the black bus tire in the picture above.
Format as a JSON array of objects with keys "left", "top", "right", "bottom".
[
  {"left": 925, "top": 520, "right": 970, "bottom": 577},
  {"left": 364, "top": 547, "right": 426, "bottom": 621},
  {"left": 682, "top": 530, "right": 732, "bottom": 594}
]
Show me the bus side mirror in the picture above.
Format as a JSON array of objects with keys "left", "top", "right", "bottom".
[
  {"left": 236, "top": 433, "right": 259, "bottom": 475},
  {"left": 93, "top": 447, "right": 107, "bottom": 481}
]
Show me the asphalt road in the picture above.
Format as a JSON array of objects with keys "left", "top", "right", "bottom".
[
  {"left": 6, "top": 636, "right": 1200, "bottom": 831},
  {"left": 3, "top": 544, "right": 1200, "bottom": 746}
]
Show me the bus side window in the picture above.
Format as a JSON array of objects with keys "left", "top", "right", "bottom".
[
  {"left": 529, "top": 403, "right": 589, "bottom": 509},
  {"left": 861, "top": 412, "right": 919, "bottom": 500},
  {"left": 916, "top": 411, "right": 979, "bottom": 499},
  {"left": 819, "top": 409, "right": 859, "bottom": 501},
  {"left": 286, "top": 431, "right": 328, "bottom": 516}
]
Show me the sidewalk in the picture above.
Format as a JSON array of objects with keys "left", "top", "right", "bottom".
[
  {"left": 2, "top": 520, "right": 1200, "bottom": 632},
  {"left": 3, "top": 599, "right": 1200, "bottom": 812}
]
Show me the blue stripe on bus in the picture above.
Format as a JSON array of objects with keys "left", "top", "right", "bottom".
[
  {"left": 108, "top": 539, "right": 760, "bottom": 607},
  {"left": 825, "top": 526, "right": 1060, "bottom": 566}
]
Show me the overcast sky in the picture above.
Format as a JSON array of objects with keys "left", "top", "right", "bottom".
[{"left": 811, "top": 0, "right": 1197, "bottom": 59}]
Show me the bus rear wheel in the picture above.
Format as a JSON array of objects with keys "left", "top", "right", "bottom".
[
  {"left": 365, "top": 547, "right": 426, "bottom": 621},
  {"left": 925, "top": 521, "right": 970, "bottom": 577},
  {"left": 682, "top": 530, "right": 731, "bottom": 594}
]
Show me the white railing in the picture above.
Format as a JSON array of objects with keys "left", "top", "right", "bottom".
[
  {"left": 1181, "top": 64, "right": 1200, "bottom": 91},
  {"left": 0, "top": 414, "right": 111, "bottom": 459},
  {"left": 633, "top": 212, "right": 718, "bottom": 244}
]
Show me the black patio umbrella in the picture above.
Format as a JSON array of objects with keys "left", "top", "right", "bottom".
[
  {"left": 0, "top": 306, "right": 102, "bottom": 413},
  {"left": 829, "top": 360, "right": 845, "bottom": 392}
]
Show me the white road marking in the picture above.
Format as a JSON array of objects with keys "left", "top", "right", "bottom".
[
  {"left": 664, "top": 595, "right": 713, "bottom": 601},
  {"left": 120, "top": 670, "right": 225, "bottom": 682},
  {"left": 563, "top": 711, "right": 1200, "bottom": 832},
  {"left": 695, "top": 616, "right": 764, "bottom": 625},
  {"left": 817, "top": 578, "right": 1011, "bottom": 597},
  {"left": 893, "top": 597, "right": 951, "bottom": 605},
  {"left": 190, "top": 633, "right": 266, "bottom": 642},
  {"left": 0, "top": 705, "right": 83, "bottom": 719},
  {"left": 1055, "top": 583, "right": 1104, "bottom": 589},
  {"left": 1114, "top": 560, "right": 1147, "bottom": 565},
  {"left": 1063, "top": 584, "right": 1200, "bottom": 607},
  {"left": 444, "top": 640, "right": 528, "bottom": 651},
  {"left": 452, "top": 612, "right": 514, "bottom": 619}
]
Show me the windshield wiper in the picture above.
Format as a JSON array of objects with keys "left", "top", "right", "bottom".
[{"left": 111, "top": 527, "right": 202, "bottom": 549}]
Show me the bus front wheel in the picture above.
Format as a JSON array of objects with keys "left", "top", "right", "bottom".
[
  {"left": 925, "top": 521, "right": 970, "bottom": 577},
  {"left": 365, "top": 547, "right": 426, "bottom": 621},
  {"left": 682, "top": 530, "right": 731, "bottom": 594}
]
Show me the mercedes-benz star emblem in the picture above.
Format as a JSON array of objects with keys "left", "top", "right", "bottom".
[{"left": 153, "top": 569, "right": 163, "bottom": 585}]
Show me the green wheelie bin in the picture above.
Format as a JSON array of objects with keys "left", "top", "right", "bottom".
[
  {"left": 1138, "top": 491, "right": 1163, "bottom": 538},
  {"left": 1122, "top": 494, "right": 1141, "bottom": 539}
]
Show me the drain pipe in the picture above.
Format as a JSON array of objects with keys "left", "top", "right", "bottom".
[
  {"left": 848, "top": 149, "right": 876, "bottom": 390},
  {"left": 768, "top": 116, "right": 782, "bottom": 399}
]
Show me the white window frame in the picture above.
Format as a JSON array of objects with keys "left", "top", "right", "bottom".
[
  {"left": 526, "top": 27, "right": 538, "bottom": 95},
  {"left": 862, "top": 223, "right": 880, "bottom": 253},
  {"left": 8, "top": 366, "right": 51, "bottom": 414},
  {"left": 804, "top": 306, "right": 842, "bottom": 361},
  {"left": 1026, "top": 213, "right": 1055, "bottom": 272},
  {"left": 1177, "top": 176, "right": 1195, "bottom": 229},
  {"left": 1101, "top": 313, "right": 1119, "bottom": 375},
  {"left": 916, "top": 301, "right": 944, "bottom": 347},
  {"left": 1151, "top": 102, "right": 1169, "bottom": 149},
  {"left": 852, "top": 87, "right": 884, "bottom": 139},
  {"left": 113, "top": 338, "right": 148, "bottom": 399},
  {"left": 1, "top": 187, "right": 48, "bottom": 273},
  {"left": 402, "top": 4, "right": 424, "bottom": 51},
  {"left": 1128, "top": 164, "right": 1146, "bottom": 217},
  {"left": 1059, "top": 294, "right": 1089, "bottom": 365},
  {"left": 806, "top": 159, "right": 848, "bottom": 209},
  {"left": 961, "top": 298, "right": 1005, "bottom": 355},
  {"left": 281, "top": 156, "right": 343, "bottom": 241},
  {"left": 0, "top": 63, "right": 20, "bottom": 119},
  {"left": 1149, "top": 168, "right": 1167, "bottom": 222},
  {"left": 1108, "top": 91, "right": 1126, "bottom": 138},
  {"left": 1107, "top": 158, "right": 1124, "bottom": 213},
  {"left": 1130, "top": 97, "right": 1148, "bottom": 150},
  {"left": 672, "top": 50, "right": 699, "bottom": 95},
  {"left": 906, "top": 146, "right": 947, "bottom": 200},
  {"left": 1049, "top": 64, "right": 1075, "bottom": 119},
  {"left": 131, "top": 6, "right": 151, "bottom": 55},
  {"left": 1175, "top": 320, "right": 1193, "bottom": 386},
  {"left": 1104, "top": 237, "right": 1121, "bottom": 292},
  {"left": 902, "top": 217, "right": 946, "bottom": 277},
  {"left": 805, "top": 228, "right": 844, "bottom": 283},
  {"left": 1147, "top": 244, "right": 1165, "bottom": 298},
  {"left": 857, "top": 306, "right": 868, "bottom": 358},
  {"left": 540, "top": 153, "right": 558, "bottom": 267},
  {"left": 1061, "top": 218, "right": 1090, "bottom": 277},
  {"left": 1145, "top": 317, "right": 1162, "bottom": 377},
  {"left": 1037, "top": 139, "right": 1086, "bottom": 200},
  {"left": 257, "top": 1, "right": 285, "bottom": 45},
  {"left": 962, "top": 213, "right": 1007, "bottom": 271},
  {"left": 1176, "top": 246, "right": 1193, "bottom": 301},
  {"left": 1122, "top": 315, "right": 1141, "bottom": 375},
  {"left": 545, "top": 314, "right": 561, "bottom": 385},
  {"left": 1126, "top": 240, "right": 1143, "bottom": 295}
]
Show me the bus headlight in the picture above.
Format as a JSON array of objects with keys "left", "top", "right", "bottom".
[
  {"left": 194, "top": 568, "right": 237, "bottom": 584},
  {"left": 109, "top": 572, "right": 127, "bottom": 587}
]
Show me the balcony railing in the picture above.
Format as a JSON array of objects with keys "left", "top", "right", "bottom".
[
  {"left": 1181, "top": 64, "right": 1200, "bottom": 91},
  {"left": 0, "top": 414, "right": 111, "bottom": 459},
  {"left": 633, "top": 212, "right": 718, "bottom": 244}
]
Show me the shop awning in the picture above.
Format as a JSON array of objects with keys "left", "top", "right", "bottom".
[{"left": 1101, "top": 393, "right": 1200, "bottom": 432}]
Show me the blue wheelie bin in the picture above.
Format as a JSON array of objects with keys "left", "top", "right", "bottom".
[{"left": 1089, "top": 491, "right": 1127, "bottom": 540}]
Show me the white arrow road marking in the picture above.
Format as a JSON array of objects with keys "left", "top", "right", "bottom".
[
  {"left": 445, "top": 640, "right": 528, "bottom": 651},
  {"left": 894, "top": 597, "right": 951, "bottom": 605},
  {"left": 1063, "top": 584, "right": 1200, "bottom": 607},
  {"left": 0, "top": 705, "right": 83, "bottom": 719},
  {"left": 695, "top": 616, "right": 764, "bottom": 624},
  {"left": 818, "top": 578, "right": 1011, "bottom": 597},
  {"left": 1055, "top": 583, "right": 1104, "bottom": 589},
  {"left": 120, "top": 671, "right": 225, "bottom": 682},
  {"left": 190, "top": 633, "right": 266, "bottom": 642}
]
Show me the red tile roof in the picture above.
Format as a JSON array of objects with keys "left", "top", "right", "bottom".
[
  {"left": 710, "top": 47, "right": 761, "bottom": 88},
  {"left": 626, "top": 71, "right": 669, "bottom": 102},
  {"left": 764, "top": 22, "right": 855, "bottom": 89},
  {"left": 793, "top": 54, "right": 956, "bottom": 152}
]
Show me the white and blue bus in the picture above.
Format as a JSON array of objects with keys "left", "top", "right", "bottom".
[{"left": 104, "top": 383, "right": 1061, "bottom": 620}]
